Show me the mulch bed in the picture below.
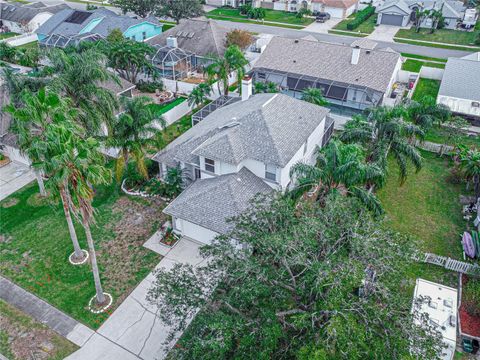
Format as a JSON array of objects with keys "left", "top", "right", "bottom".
[{"left": 459, "top": 275, "right": 480, "bottom": 338}]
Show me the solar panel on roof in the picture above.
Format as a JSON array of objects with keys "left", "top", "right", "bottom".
[{"left": 64, "top": 11, "right": 92, "bottom": 24}]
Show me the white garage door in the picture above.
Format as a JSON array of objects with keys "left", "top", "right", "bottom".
[
  {"left": 324, "top": 6, "right": 344, "bottom": 18},
  {"left": 175, "top": 218, "right": 219, "bottom": 244}
]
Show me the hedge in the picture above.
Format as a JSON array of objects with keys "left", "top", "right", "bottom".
[{"left": 346, "top": 6, "right": 375, "bottom": 31}]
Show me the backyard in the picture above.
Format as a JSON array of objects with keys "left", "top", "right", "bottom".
[
  {"left": 401, "top": 59, "right": 445, "bottom": 72},
  {"left": 207, "top": 8, "right": 314, "bottom": 28},
  {"left": 0, "top": 299, "right": 78, "bottom": 360},
  {"left": 0, "top": 32, "right": 18, "bottom": 40},
  {"left": 0, "top": 180, "right": 165, "bottom": 329},
  {"left": 412, "top": 78, "right": 441, "bottom": 102},
  {"left": 395, "top": 27, "right": 480, "bottom": 47}
]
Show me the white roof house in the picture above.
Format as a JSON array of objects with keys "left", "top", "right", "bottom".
[
  {"left": 437, "top": 52, "right": 480, "bottom": 119},
  {"left": 154, "top": 79, "right": 333, "bottom": 244},
  {"left": 411, "top": 279, "right": 458, "bottom": 360}
]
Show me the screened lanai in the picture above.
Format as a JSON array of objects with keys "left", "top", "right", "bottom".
[
  {"left": 39, "top": 33, "right": 104, "bottom": 49},
  {"left": 252, "top": 68, "right": 384, "bottom": 111},
  {"left": 151, "top": 45, "right": 195, "bottom": 81}
]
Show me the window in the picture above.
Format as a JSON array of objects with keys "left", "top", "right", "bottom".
[
  {"left": 142, "top": 31, "right": 147, "bottom": 40},
  {"left": 265, "top": 164, "right": 276, "bottom": 181},
  {"left": 205, "top": 158, "right": 215, "bottom": 173},
  {"left": 257, "top": 72, "right": 266, "bottom": 80}
]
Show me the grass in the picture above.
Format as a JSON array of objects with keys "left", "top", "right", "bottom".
[
  {"left": 148, "top": 97, "right": 186, "bottom": 115},
  {"left": 0, "top": 32, "right": 19, "bottom": 40},
  {"left": 394, "top": 38, "right": 480, "bottom": 51},
  {"left": 401, "top": 59, "right": 445, "bottom": 72},
  {"left": 425, "top": 126, "right": 480, "bottom": 149},
  {"left": 395, "top": 27, "right": 479, "bottom": 46},
  {"left": 333, "top": 14, "right": 377, "bottom": 34},
  {"left": 0, "top": 179, "right": 163, "bottom": 329},
  {"left": 208, "top": 8, "right": 313, "bottom": 26},
  {"left": 400, "top": 52, "right": 447, "bottom": 63},
  {"left": 378, "top": 151, "right": 467, "bottom": 258},
  {"left": 412, "top": 78, "right": 441, "bottom": 102},
  {"left": 206, "top": 14, "right": 306, "bottom": 29},
  {"left": 159, "top": 20, "right": 176, "bottom": 31},
  {"left": 0, "top": 300, "right": 78, "bottom": 360},
  {"left": 328, "top": 30, "right": 368, "bottom": 37},
  {"left": 16, "top": 41, "right": 38, "bottom": 50}
]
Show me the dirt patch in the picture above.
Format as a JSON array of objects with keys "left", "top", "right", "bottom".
[
  {"left": 100, "top": 196, "right": 165, "bottom": 304},
  {"left": 26, "top": 193, "right": 51, "bottom": 207},
  {"left": 1, "top": 198, "right": 19, "bottom": 208}
]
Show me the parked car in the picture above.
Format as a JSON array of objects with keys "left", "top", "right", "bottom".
[{"left": 315, "top": 12, "right": 331, "bottom": 22}]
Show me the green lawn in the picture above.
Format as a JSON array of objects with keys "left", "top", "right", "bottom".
[
  {"left": 394, "top": 38, "right": 480, "bottom": 51},
  {"left": 0, "top": 32, "right": 19, "bottom": 40},
  {"left": 402, "top": 59, "right": 445, "bottom": 72},
  {"left": 328, "top": 29, "right": 368, "bottom": 37},
  {"left": 400, "top": 53, "right": 447, "bottom": 63},
  {"left": 378, "top": 151, "right": 467, "bottom": 259},
  {"left": 16, "top": 41, "right": 38, "bottom": 50},
  {"left": 0, "top": 300, "right": 78, "bottom": 360},
  {"left": 148, "top": 96, "right": 186, "bottom": 115},
  {"left": 207, "top": 8, "right": 313, "bottom": 27},
  {"left": 412, "top": 78, "right": 441, "bottom": 102},
  {"left": 425, "top": 126, "right": 480, "bottom": 149},
  {"left": 0, "top": 180, "right": 163, "bottom": 329},
  {"left": 333, "top": 14, "right": 377, "bottom": 34},
  {"left": 395, "top": 27, "right": 480, "bottom": 46}
]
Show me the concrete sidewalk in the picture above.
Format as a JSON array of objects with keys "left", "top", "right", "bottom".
[
  {"left": 0, "top": 162, "right": 35, "bottom": 201},
  {"left": 66, "top": 237, "right": 206, "bottom": 360},
  {"left": 0, "top": 276, "right": 94, "bottom": 347}
]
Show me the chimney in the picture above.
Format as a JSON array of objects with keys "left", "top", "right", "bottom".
[
  {"left": 241, "top": 75, "right": 252, "bottom": 101},
  {"left": 166, "top": 36, "right": 178, "bottom": 48},
  {"left": 351, "top": 46, "right": 360, "bottom": 65}
]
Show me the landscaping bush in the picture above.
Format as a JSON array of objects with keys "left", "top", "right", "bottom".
[
  {"left": 136, "top": 80, "right": 164, "bottom": 93},
  {"left": 347, "top": 6, "right": 375, "bottom": 30},
  {"left": 463, "top": 279, "right": 480, "bottom": 317}
]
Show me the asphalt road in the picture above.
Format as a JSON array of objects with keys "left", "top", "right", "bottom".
[{"left": 29, "top": 0, "right": 473, "bottom": 58}]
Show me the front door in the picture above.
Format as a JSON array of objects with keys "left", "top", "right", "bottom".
[{"left": 194, "top": 167, "right": 201, "bottom": 179}]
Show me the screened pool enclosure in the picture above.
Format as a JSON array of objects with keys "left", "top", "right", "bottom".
[
  {"left": 39, "top": 33, "right": 104, "bottom": 48},
  {"left": 252, "top": 68, "right": 385, "bottom": 111}
]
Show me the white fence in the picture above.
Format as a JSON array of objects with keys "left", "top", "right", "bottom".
[
  {"left": 160, "top": 99, "right": 194, "bottom": 127},
  {"left": 1, "top": 33, "right": 37, "bottom": 47},
  {"left": 419, "top": 66, "right": 444, "bottom": 81}
]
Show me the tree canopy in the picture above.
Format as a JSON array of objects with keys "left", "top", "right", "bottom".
[
  {"left": 111, "top": 0, "right": 156, "bottom": 18},
  {"left": 148, "top": 194, "right": 443, "bottom": 359},
  {"left": 155, "top": 0, "right": 204, "bottom": 24}
]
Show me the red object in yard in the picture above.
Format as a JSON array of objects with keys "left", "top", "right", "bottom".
[
  {"left": 408, "top": 81, "right": 414, "bottom": 89},
  {"left": 459, "top": 275, "right": 480, "bottom": 339}
]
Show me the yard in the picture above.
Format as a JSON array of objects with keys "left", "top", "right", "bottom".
[
  {"left": 395, "top": 27, "right": 480, "bottom": 46},
  {"left": 148, "top": 96, "right": 186, "bottom": 116},
  {"left": 207, "top": 8, "right": 314, "bottom": 27},
  {"left": 0, "top": 32, "right": 18, "bottom": 40},
  {"left": 424, "top": 126, "right": 479, "bottom": 149},
  {"left": 0, "top": 299, "right": 78, "bottom": 360},
  {"left": 0, "top": 180, "right": 165, "bottom": 329},
  {"left": 333, "top": 13, "right": 377, "bottom": 34},
  {"left": 412, "top": 78, "right": 441, "bottom": 102},
  {"left": 401, "top": 59, "right": 445, "bottom": 72}
]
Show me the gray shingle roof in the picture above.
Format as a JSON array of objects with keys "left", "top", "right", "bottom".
[
  {"left": 163, "top": 167, "right": 273, "bottom": 234},
  {"left": 438, "top": 54, "right": 480, "bottom": 101},
  {"left": 377, "top": 0, "right": 410, "bottom": 14},
  {"left": 36, "top": 7, "right": 161, "bottom": 37},
  {"left": 377, "top": 0, "right": 464, "bottom": 18},
  {"left": 0, "top": 2, "right": 70, "bottom": 23},
  {"left": 154, "top": 93, "right": 330, "bottom": 167},
  {"left": 147, "top": 18, "right": 229, "bottom": 57},
  {"left": 254, "top": 37, "right": 400, "bottom": 93}
]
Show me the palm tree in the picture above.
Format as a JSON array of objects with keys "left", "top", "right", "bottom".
[
  {"left": 188, "top": 83, "right": 212, "bottom": 108},
  {"left": 341, "top": 106, "right": 424, "bottom": 184},
  {"left": 205, "top": 45, "right": 248, "bottom": 96},
  {"left": 459, "top": 149, "right": 480, "bottom": 197},
  {"left": 290, "top": 140, "right": 385, "bottom": 215},
  {"left": 46, "top": 48, "right": 119, "bottom": 135},
  {"left": 165, "top": 165, "right": 189, "bottom": 197},
  {"left": 406, "top": 95, "right": 451, "bottom": 130},
  {"left": 301, "top": 87, "right": 328, "bottom": 106},
  {"left": 254, "top": 81, "right": 278, "bottom": 94},
  {"left": 107, "top": 96, "right": 163, "bottom": 182},
  {"left": 64, "top": 130, "right": 112, "bottom": 305},
  {"left": 4, "top": 89, "right": 86, "bottom": 261}
]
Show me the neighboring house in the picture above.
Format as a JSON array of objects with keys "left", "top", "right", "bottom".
[
  {"left": 205, "top": 0, "right": 247, "bottom": 7},
  {"left": 36, "top": 8, "right": 162, "bottom": 48},
  {"left": 437, "top": 52, "right": 480, "bottom": 122},
  {"left": 154, "top": 78, "right": 333, "bottom": 244},
  {"left": 376, "top": 0, "right": 465, "bottom": 29},
  {"left": 252, "top": 36, "right": 402, "bottom": 112},
  {"left": 0, "top": 2, "right": 70, "bottom": 34},
  {"left": 253, "top": 0, "right": 358, "bottom": 18},
  {"left": 147, "top": 18, "right": 231, "bottom": 80}
]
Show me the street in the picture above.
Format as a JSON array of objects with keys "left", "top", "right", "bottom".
[{"left": 15, "top": 0, "right": 474, "bottom": 59}]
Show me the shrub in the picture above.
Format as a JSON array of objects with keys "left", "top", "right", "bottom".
[
  {"left": 346, "top": 6, "right": 375, "bottom": 31},
  {"left": 239, "top": 4, "right": 252, "bottom": 15},
  {"left": 247, "top": 7, "right": 266, "bottom": 20},
  {"left": 296, "top": 8, "right": 312, "bottom": 19},
  {"left": 136, "top": 80, "right": 164, "bottom": 93},
  {"left": 463, "top": 279, "right": 480, "bottom": 317},
  {"left": 226, "top": 29, "right": 254, "bottom": 50}
]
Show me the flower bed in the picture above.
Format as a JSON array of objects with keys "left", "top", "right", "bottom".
[{"left": 459, "top": 275, "right": 480, "bottom": 339}]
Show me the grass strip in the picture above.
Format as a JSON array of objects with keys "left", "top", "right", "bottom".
[{"left": 394, "top": 38, "right": 480, "bottom": 52}]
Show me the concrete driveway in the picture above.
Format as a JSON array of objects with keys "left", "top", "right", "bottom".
[
  {"left": 66, "top": 237, "right": 207, "bottom": 360},
  {"left": 302, "top": 18, "right": 343, "bottom": 33},
  {"left": 368, "top": 24, "right": 402, "bottom": 42},
  {"left": 0, "top": 162, "right": 35, "bottom": 201}
]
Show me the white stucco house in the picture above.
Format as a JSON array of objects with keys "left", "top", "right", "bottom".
[
  {"left": 153, "top": 78, "right": 334, "bottom": 244},
  {"left": 437, "top": 52, "right": 480, "bottom": 122},
  {"left": 252, "top": 0, "right": 357, "bottom": 18},
  {"left": 0, "top": 2, "right": 70, "bottom": 34}
]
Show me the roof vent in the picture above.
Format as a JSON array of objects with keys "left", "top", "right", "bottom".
[
  {"left": 219, "top": 121, "right": 240, "bottom": 130},
  {"left": 366, "top": 50, "right": 371, "bottom": 54},
  {"left": 294, "top": 39, "right": 299, "bottom": 43}
]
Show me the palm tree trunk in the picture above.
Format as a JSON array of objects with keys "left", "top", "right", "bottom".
[
  {"left": 224, "top": 77, "right": 229, "bottom": 96},
  {"left": 34, "top": 169, "right": 47, "bottom": 196},
  {"left": 60, "top": 186, "right": 84, "bottom": 260},
  {"left": 82, "top": 212, "right": 106, "bottom": 304}
]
